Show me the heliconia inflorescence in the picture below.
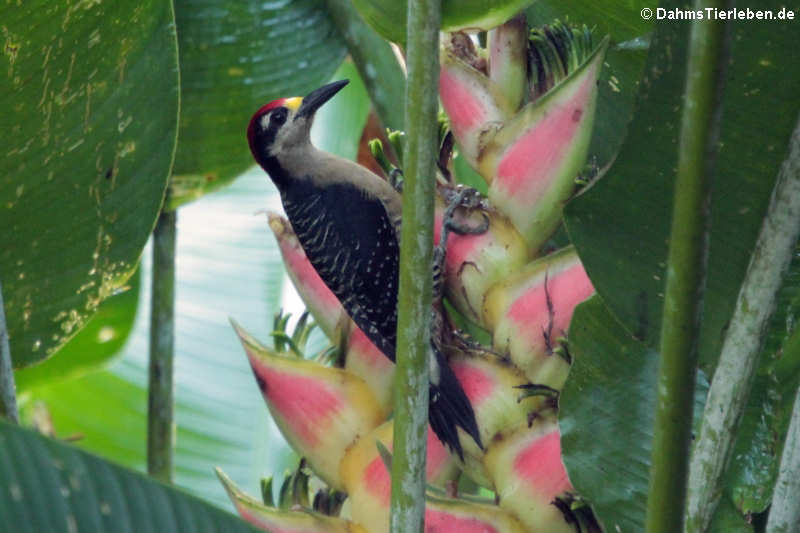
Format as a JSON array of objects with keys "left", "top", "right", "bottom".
[
  {"left": 340, "top": 422, "right": 460, "bottom": 533},
  {"left": 217, "top": 469, "right": 369, "bottom": 533},
  {"left": 222, "top": 12, "right": 606, "bottom": 533},
  {"left": 484, "top": 246, "right": 595, "bottom": 390},
  {"left": 433, "top": 191, "right": 529, "bottom": 327},
  {"left": 483, "top": 418, "right": 576, "bottom": 533},
  {"left": 231, "top": 320, "right": 387, "bottom": 490},
  {"left": 268, "top": 213, "right": 396, "bottom": 412},
  {"left": 440, "top": 19, "right": 609, "bottom": 253}
]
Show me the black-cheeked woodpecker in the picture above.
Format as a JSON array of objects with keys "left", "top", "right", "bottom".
[{"left": 247, "top": 79, "right": 482, "bottom": 459}]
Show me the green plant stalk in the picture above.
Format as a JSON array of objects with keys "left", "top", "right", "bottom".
[
  {"left": 390, "top": 0, "right": 440, "bottom": 531},
  {"left": 324, "top": 0, "right": 406, "bottom": 132},
  {"left": 644, "top": 2, "right": 730, "bottom": 531},
  {"left": 148, "top": 209, "right": 177, "bottom": 483},
  {"left": 766, "top": 368, "right": 800, "bottom": 533},
  {"left": 687, "top": 117, "right": 800, "bottom": 532},
  {"left": 0, "top": 281, "right": 19, "bottom": 424}
]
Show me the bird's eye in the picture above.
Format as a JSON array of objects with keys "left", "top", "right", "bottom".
[{"left": 270, "top": 108, "right": 287, "bottom": 125}]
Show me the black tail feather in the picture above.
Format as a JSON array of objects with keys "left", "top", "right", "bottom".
[{"left": 428, "top": 350, "right": 483, "bottom": 461}]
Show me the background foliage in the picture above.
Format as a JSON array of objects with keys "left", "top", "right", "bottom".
[
  {"left": 1, "top": 0, "right": 178, "bottom": 368},
  {"left": 561, "top": 0, "right": 800, "bottom": 527},
  {"left": 1, "top": 0, "right": 798, "bottom": 529}
]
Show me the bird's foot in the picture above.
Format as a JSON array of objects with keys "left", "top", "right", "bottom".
[
  {"left": 432, "top": 186, "right": 490, "bottom": 301},
  {"left": 440, "top": 185, "right": 490, "bottom": 235}
]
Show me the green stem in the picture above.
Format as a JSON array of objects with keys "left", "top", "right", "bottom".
[
  {"left": 324, "top": 0, "right": 406, "bottom": 132},
  {"left": 0, "top": 281, "right": 19, "bottom": 424},
  {"left": 688, "top": 117, "right": 800, "bottom": 532},
  {"left": 644, "top": 2, "right": 730, "bottom": 531},
  {"left": 390, "top": 1, "right": 440, "bottom": 531},
  {"left": 148, "top": 209, "right": 177, "bottom": 483}
]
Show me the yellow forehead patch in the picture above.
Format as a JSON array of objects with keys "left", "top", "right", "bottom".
[{"left": 284, "top": 97, "right": 302, "bottom": 112}]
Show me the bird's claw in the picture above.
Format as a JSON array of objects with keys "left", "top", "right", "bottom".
[
  {"left": 432, "top": 186, "right": 490, "bottom": 302},
  {"left": 389, "top": 168, "right": 404, "bottom": 192}
]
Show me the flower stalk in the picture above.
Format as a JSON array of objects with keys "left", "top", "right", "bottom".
[
  {"left": 645, "top": 1, "right": 731, "bottom": 530},
  {"left": 390, "top": 0, "right": 441, "bottom": 531},
  {"left": 148, "top": 209, "right": 176, "bottom": 483}
]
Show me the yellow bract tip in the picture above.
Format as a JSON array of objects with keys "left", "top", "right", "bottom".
[{"left": 285, "top": 97, "right": 302, "bottom": 111}]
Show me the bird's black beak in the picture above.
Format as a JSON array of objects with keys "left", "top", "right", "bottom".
[{"left": 296, "top": 80, "right": 349, "bottom": 119}]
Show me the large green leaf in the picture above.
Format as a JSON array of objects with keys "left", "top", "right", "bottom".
[
  {"left": 22, "top": 370, "right": 150, "bottom": 470},
  {"left": 0, "top": 1, "right": 178, "bottom": 367},
  {"left": 709, "top": 497, "right": 756, "bottom": 533},
  {"left": 352, "top": 0, "right": 536, "bottom": 44},
  {"left": 24, "top": 171, "right": 294, "bottom": 509},
  {"left": 560, "top": 297, "right": 756, "bottom": 530},
  {"left": 558, "top": 296, "right": 669, "bottom": 530},
  {"left": 561, "top": 286, "right": 800, "bottom": 527},
  {"left": 168, "top": 0, "right": 347, "bottom": 207},
  {"left": 560, "top": 2, "right": 800, "bottom": 519},
  {"left": 0, "top": 420, "right": 261, "bottom": 532},
  {"left": 527, "top": 0, "right": 651, "bottom": 42},
  {"left": 563, "top": 1, "right": 800, "bottom": 371},
  {"left": 15, "top": 269, "right": 140, "bottom": 392}
]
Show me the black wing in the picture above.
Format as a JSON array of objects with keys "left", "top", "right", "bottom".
[
  {"left": 282, "top": 179, "right": 399, "bottom": 360},
  {"left": 283, "top": 177, "right": 483, "bottom": 459}
]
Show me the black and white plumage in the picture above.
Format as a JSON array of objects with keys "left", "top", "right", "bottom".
[
  {"left": 247, "top": 80, "right": 482, "bottom": 458},
  {"left": 283, "top": 179, "right": 400, "bottom": 359}
]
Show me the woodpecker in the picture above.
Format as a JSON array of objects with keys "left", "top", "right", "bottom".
[{"left": 247, "top": 79, "right": 482, "bottom": 459}]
